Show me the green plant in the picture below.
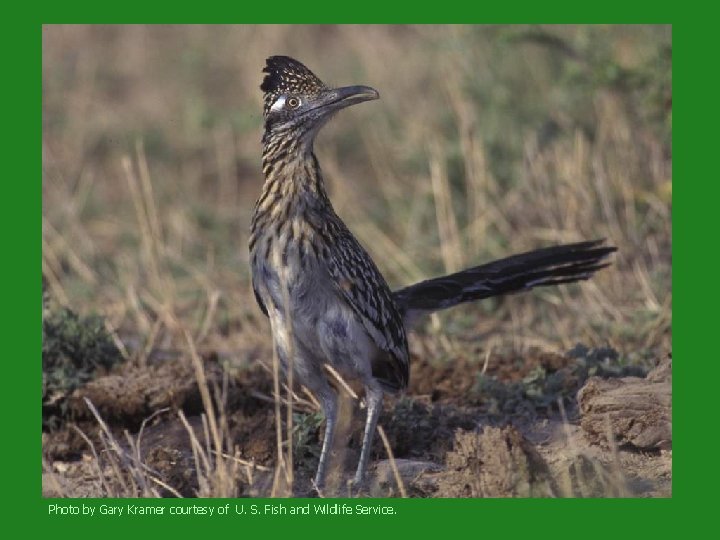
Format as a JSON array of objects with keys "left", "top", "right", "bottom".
[{"left": 42, "top": 302, "right": 122, "bottom": 428}]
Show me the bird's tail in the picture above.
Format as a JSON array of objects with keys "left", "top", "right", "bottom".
[{"left": 393, "top": 239, "right": 616, "bottom": 326}]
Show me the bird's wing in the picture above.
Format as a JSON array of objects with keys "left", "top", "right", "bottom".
[{"left": 322, "top": 222, "right": 409, "bottom": 391}]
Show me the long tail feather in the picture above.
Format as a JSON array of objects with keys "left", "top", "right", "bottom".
[{"left": 393, "top": 239, "right": 616, "bottom": 325}]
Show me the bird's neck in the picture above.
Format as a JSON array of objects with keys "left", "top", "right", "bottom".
[{"left": 252, "top": 134, "right": 332, "bottom": 233}]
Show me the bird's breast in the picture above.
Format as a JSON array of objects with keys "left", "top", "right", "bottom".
[{"left": 250, "top": 214, "right": 325, "bottom": 311}]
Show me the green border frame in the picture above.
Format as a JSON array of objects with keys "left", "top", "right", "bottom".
[{"left": 14, "top": 5, "right": 693, "bottom": 538}]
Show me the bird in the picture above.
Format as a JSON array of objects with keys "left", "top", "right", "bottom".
[{"left": 249, "top": 55, "right": 616, "bottom": 489}]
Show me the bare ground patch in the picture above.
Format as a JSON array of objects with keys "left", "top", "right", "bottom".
[{"left": 43, "top": 346, "right": 671, "bottom": 498}]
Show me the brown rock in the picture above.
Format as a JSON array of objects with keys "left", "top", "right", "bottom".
[
  {"left": 578, "top": 357, "right": 671, "bottom": 450},
  {"left": 434, "top": 426, "right": 555, "bottom": 497}
]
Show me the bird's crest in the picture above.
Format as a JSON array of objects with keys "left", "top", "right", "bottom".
[{"left": 261, "top": 56, "right": 327, "bottom": 117}]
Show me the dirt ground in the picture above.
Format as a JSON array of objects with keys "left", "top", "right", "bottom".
[{"left": 42, "top": 344, "right": 671, "bottom": 498}]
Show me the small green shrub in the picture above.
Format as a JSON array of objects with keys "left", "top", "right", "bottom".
[{"left": 42, "top": 302, "right": 123, "bottom": 428}]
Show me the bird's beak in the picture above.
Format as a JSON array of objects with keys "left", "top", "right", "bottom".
[{"left": 313, "top": 85, "right": 380, "bottom": 114}]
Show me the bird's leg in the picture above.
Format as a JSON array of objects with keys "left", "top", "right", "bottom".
[
  {"left": 354, "top": 384, "right": 384, "bottom": 485},
  {"left": 314, "top": 389, "right": 338, "bottom": 489}
]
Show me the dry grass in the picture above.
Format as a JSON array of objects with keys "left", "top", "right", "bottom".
[{"left": 42, "top": 24, "right": 671, "bottom": 497}]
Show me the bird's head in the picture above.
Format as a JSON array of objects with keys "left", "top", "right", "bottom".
[{"left": 260, "top": 56, "right": 379, "bottom": 144}]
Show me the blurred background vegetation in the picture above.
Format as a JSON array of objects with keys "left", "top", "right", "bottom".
[{"left": 42, "top": 25, "right": 671, "bottom": 370}]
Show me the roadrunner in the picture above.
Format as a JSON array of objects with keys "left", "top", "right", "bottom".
[{"left": 250, "top": 56, "right": 616, "bottom": 488}]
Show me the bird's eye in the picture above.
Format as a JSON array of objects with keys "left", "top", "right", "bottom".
[{"left": 287, "top": 97, "right": 301, "bottom": 109}]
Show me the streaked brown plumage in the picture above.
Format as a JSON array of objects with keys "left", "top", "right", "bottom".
[{"left": 249, "top": 56, "right": 616, "bottom": 489}]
